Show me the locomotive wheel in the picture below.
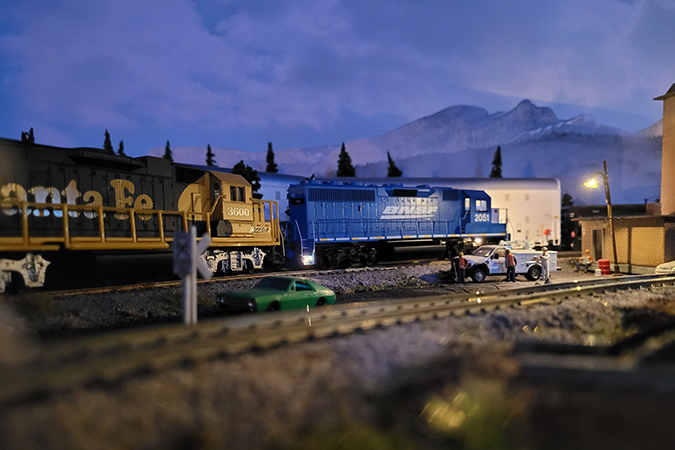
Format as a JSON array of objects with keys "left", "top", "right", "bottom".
[
  {"left": 526, "top": 265, "right": 542, "bottom": 281},
  {"left": 471, "top": 267, "right": 487, "bottom": 283},
  {"left": 5, "top": 272, "right": 26, "bottom": 294},
  {"left": 338, "top": 250, "right": 351, "bottom": 268},
  {"left": 242, "top": 260, "right": 254, "bottom": 274},
  {"left": 319, "top": 249, "right": 332, "bottom": 269}
]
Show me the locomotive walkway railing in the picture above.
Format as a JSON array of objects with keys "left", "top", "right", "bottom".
[
  {"left": 0, "top": 199, "right": 281, "bottom": 252},
  {"left": 312, "top": 218, "right": 505, "bottom": 242}
]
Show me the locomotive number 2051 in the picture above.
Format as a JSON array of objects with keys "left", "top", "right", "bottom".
[
  {"left": 474, "top": 213, "right": 490, "bottom": 222},
  {"left": 228, "top": 207, "right": 250, "bottom": 217}
]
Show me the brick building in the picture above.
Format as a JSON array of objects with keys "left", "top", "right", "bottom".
[{"left": 578, "top": 83, "right": 675, "bottom": 273}]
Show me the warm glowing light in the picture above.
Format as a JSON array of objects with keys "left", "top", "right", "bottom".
[{"left": 584, "top": 178, "right": 599, "bottom": 188}]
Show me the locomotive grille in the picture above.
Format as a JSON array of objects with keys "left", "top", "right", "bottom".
[{"left": 442, "top": 190, "right": 459, "bottom": 201}]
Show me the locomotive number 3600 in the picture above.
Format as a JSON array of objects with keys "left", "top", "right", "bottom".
[{"left": 228, "top": 207, "right": 250, "bottom": 217}]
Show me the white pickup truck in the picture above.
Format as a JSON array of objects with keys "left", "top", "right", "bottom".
[{"left": 463, "top": 245, "right": 557, "bottom": 282}]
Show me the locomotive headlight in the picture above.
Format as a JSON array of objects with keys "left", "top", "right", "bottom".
[
  {"left": 302, "top": 254, "right": 315, "bottom": 265},
  {"left": 474, "top": 238, "right": 483, "bottom": 245}
]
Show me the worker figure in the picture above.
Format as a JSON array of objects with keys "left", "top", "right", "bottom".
[
  {"left": 540, "top": 246, "right": 551, "bottom": 284},
  {"left": 505, "top": 249, "right": 517, "bottom": 282},
  {"left": 576, "top": 249, "right": 593, "bottom": 273},
  {"left": 457, "top": 252, "right": 467, "bottom": 284}
]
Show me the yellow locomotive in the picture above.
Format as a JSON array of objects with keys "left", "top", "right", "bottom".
[{"left": 0, "top": 138, "right": 283, "bottom": 291}]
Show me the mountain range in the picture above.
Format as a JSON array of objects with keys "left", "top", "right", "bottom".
[{"left": 148, "top": 100, "right": 663, "bottom": 205}]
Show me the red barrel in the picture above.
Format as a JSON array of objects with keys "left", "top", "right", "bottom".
[{"left": 598, "top": 259, "right": 611, "bottom": 275}]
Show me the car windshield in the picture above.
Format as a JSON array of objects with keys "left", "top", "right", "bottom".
[
  {"left": 471, "top": 246, "right": 495, "bottom": 257},
  {"left": 257, "top": 278, "right": 292, "bottom": 290}
]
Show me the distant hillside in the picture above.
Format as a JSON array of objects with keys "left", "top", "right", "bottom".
[{"left": 149, "top": 100, "right": 662, "bottom": 205}]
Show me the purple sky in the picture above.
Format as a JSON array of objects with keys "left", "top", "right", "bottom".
[{"left": 1, "top": 0, "right": 673, "bottom": 157}]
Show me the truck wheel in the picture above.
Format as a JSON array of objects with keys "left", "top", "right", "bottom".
[
  {"left": 471, "top": 267, "right": 487, "bottom": 283},
  {"left": 265, "top": 301, "right": 280, "bottom": 312},
  {"left": 526, "top": 266, "right": 542, "bottom": 281}
]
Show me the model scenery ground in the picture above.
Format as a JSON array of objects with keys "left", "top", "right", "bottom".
[{"left": 1, "top": 257, "right": 675, "bottom": 449}]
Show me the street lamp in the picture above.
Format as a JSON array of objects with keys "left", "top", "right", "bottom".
[{"left": 584, "top": 160, "right": 620, "bottom": 274}]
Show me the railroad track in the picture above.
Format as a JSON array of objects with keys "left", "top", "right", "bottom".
[
  {"left": 5, "top": 258, "right": 442, "bottom": 299},
  {"left": 1, "top": 273, "right": 674, "bottom": 406}
]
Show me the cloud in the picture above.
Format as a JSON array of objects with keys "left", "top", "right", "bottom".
[{"left": 0, "top": 0, "right": 671, "bottom": 142}]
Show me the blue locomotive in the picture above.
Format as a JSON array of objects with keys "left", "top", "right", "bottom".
[{"left": 287, "top": 180, "right": 507, "bottom": 267}]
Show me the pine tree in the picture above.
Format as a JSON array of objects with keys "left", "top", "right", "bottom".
[
  {"left": 386, "top": 152, "right": 402, "bottom": 177},
  {"left": 265, "top": 142, "right": 278, "bottom": 173},
  {"left": 117, "top": 140, "right": 127, "bottom": 156},
  {"left": 163, "top": 141, "right": 173, "bottom": 161},
  {"left": 562, "top": 192, "right": 573, "bottom": 207},
  {"left": 103, "top": 130, "right": 114, "bottom": 155},
  {"left": 21, "top": 128, "right": 35, "bottom": 143},
  {"left": 337, "top": 142, "right": 356, "bottom": 177},
  {"left": 489, "top": 146, "right": 502, "bottom": 178},
  {"left": 232, "top": 160, "right": 261, "bottom": 197},
  {"left": 206, "top": 144, "right": 216, "bottom": 166}
]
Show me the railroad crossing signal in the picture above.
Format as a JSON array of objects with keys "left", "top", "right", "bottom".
[
  {"left": 173, "top": 227, "right": 213, "bottom": 280},
  {"left": 173, "top": 232, "right": 193, "bottom": 278},
  {"left": 173, "top": 226, "right": 213, "bottom": 325}
]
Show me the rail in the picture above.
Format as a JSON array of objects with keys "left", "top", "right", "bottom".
[{"left": 1, "top": 273, "right": 674, "bottom": 406}]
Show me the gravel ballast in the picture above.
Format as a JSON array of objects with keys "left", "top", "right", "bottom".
[{"left": 1, "top": 257, "right": 674, "bottom": 449}]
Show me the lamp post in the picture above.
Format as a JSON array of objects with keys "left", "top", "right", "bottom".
[{"left": 584, "top": 160, "right": 620, "bottom": 274}]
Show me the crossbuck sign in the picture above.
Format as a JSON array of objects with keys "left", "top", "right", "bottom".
[{"left": 173, "top": 226, "right": 212, "bottom": 325}]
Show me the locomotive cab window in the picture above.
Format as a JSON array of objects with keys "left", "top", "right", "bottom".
[
  {"left": 475, "top": 200, "right": 488, "bottom": 212},
  {"left": 464, "top": 198, "right": 470, "bottom": 210},
  {"left": 229, "top": 186, "right": 246, "bottom": 202}
]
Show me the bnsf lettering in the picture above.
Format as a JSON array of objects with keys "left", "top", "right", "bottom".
[
  {"left": 380, "top": 205, "right": 438, "bottom": 219},
  {"left": 474, "top": 213, "right": 490, "bottom": 222},
  {"left": 227, "top": 207, "right": 250, "bottom": 217},
  {"left": 0, "top": 180, "right": 154, "bottom": 220}
]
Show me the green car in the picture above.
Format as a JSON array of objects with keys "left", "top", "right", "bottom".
[{"left": 216, "top": 276, "right": 337, "bottom": 313}]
